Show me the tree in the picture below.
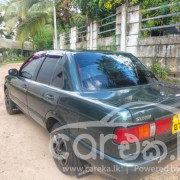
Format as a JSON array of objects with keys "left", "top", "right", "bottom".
[
  {"left": 94, "top": 0, "right": 124, "bottom": 9},
  {"left": 56, "top": 0, "right": 86, "bottom": 30},
  {"left": 0, "top": 0, "right": 87, "bottom": 41},
  {"left": 74, "top": 0, "right": 115, "bottom": 20},
  {"left": 0, "top": 13, "right": 5, "bottom": 38},
  {"left": 32, "top": 26, "right": 53, "bottom": 51},
  {"left": 0, "top": 0, "right": 51, "bottom": 42},
  {"left": 0, "top": 11, "right": 15, "bottom": 39}
]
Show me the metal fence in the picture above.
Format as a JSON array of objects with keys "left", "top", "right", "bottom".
[
  {"left": 98, "top": 13, "right": 116, "bottom": 37},
  {"left": 77, "top": 25, "right": 87, "bottom": 42},
  {"left": 141, "top": 2, "right": 180, "bottom": 32},
  {"left": 65, "top": 31, "right": 70, "bottom": 45},
  {"left": 59, "top": 3, "right": 180, "bottom": 49}
]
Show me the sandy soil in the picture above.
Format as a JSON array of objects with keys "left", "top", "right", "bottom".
[{"left": 0, "top": 63, "right": 179, "bottom": 180}]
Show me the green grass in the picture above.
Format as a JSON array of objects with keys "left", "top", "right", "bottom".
[
  {"left": 0, "top": 60, "right": 3, "bottom": 67},
  {"left": 164, "top": 79, "right": 180, "bottom": 84},
  {"left": 5, "top": 59, "right": 25, "bottom": 64}
]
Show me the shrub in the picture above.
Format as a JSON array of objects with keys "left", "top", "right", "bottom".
[{"left": 153, "top": 60, "right": 169, "bottom": 80}]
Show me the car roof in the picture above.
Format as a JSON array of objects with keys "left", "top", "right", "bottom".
[{"left": 34, "top": 49, "right": 131, "bottom": 56}]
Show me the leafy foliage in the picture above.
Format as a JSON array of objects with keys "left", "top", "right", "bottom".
[
  {"left": 32, "top": 26, "right": 53, "bottom": 51},
  {"left": 153, "top": 61, "right": 169, "bottom": 80},
  {"left": 0, "top": 0, "right": 52, "bottom": 41},
  {"left": 97, "top": 0, "right": 180, "bottom": 36},
  {"left": 16, "top": 12, "right": 50, "bottom": 41},
  {"left": 99, "top": 14, "right": 116, "bottom": 38},
  {"left": 74, "top": 0, "right": 115, "bottom": 20},
  {"left": 140, "top": 0, "right": 180, "bottom": 36},
  {"left": 110, "top": 33, "right": 117, "bottom": 51},
  {"left": 1, "top": 0, "right": 179, "bottom": 50},
  {"left": 56, "top": 0, "right": 86, "bottom": 30},
  {"left": 96, "top": 0, "right": 124, "bottom": 8},
  {"left": 0, "top": 0, "right": 87, "bottom": 43},
  {"left": 2, "top": 48, "right": 28, "bottom": 62}
]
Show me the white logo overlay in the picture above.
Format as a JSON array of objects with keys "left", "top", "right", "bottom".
[{"left": 49, "top": 100, "right": 180, "bottom": 173}]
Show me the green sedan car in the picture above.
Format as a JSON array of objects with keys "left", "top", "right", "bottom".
[{"left": 4, "top": 50, "right": 180, "bottom": 180}]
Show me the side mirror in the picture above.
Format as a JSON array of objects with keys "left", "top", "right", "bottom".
[{"left": 8, "top": 69, "right": 18, "bottom": 76}]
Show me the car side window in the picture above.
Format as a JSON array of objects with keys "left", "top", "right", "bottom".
[
  {"left": 20, "top": 56, "right": 43, "bottom": 79},
  {"left": 36, "top": 55, "right": 62, "bottom": 85},
  {"left": 50, "top": 57, "right": 65, "bottom": 89}
]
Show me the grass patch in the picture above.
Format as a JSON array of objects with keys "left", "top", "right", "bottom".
[
  {"left": 0, "top": 60, "right": 3, "bottom": 67},
  {"left": 0, "top": 59, "right": 26, "bottom": 67},
  {"left": 4, "top": 58, "right": 27, "bottom": 64},
  {"left": 164, "top": 78, "right": 180, "bottom": 85},
  {"left": 5, "top": 59, "right": 25, "bottom": 64}
]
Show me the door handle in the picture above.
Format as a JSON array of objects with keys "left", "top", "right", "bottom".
[
  {"left": 45, "top": 94, "right": 55, "bottom": 101},
  {"left": 22, "top": 84, "right": 27, "bottom": 90}
]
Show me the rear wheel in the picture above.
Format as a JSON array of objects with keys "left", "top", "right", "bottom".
[
  {"left": 50, "top": 123, "right": 78, "bottom": 176},
  {"left": 4, "top": 89, "right": 20, "bottom": 115}
]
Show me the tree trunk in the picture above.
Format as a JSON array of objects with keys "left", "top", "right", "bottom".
[
  {"left": 33, "top": 45, "right": 35, "bottom": 53},
  {"left": 21, "top": 42, "right": 24, "bottom": 57},
  {"left": 2, "top": 49, "right": 5, "bottom": 62}
]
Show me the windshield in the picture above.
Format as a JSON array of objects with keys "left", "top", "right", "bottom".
[{"left": 74, "top": 53, "right": 158, "bottom": 91}]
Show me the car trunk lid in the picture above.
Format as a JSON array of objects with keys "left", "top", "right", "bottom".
[{"left": 82, "top": 82, "right": 180, "bottom": 151}]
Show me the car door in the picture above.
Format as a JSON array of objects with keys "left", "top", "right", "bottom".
[
  {"left": 27, "top": 54, "right": 64, "bottom": 127},
  {"left": 9, "top": 55, "right": 43, "bottom": 114}
]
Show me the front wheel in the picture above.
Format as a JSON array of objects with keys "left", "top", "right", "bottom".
[{"left": 4, "top": 89, "right": 20, "bottom": 115}]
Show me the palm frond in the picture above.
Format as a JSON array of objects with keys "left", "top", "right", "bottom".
[
  {"left": 16, "top": 12, "right": 49, "bottom": 41},
  {"left": 3, "top": 4, "right": 18, "bottom": 21},
  {"left": 28, "top": 1, "right": 52, "bottom": 15},
  {"left": 5, "top": 16, "right": 18, "bottom": 33},
  {"left": 18, "top": 0, "right": 50, "bottom": 18},
  {"left": 2, "top": 0, "right": 22, "bottom": 21}
]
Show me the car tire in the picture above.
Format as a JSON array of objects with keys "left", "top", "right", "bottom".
[
  {"left": 50, "top": 123, "right": 79, "bottom": 176},
  {"left": 4, "top": 89, "right": 20, "bottom": 115}
]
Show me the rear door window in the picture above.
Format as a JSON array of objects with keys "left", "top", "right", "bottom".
[
  {"left": 36, "top": 55, "right": 62, "bottom": 85},
  {"left": 50, "top": 56, "right": 65, "bottom": 89}
]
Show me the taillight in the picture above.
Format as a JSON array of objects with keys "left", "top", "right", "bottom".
[
  {"left": 114, "top": 123, "right": 155, "bottom": 144},
  {"left": 114, "top": 118, "right": 172, "bottom": 144},
  {"left": 155, "top": 118, "right": 172, "bottom": 136}
]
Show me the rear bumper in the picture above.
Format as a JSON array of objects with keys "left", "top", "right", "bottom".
[
  {"left": 92, "top": 146, "right": 179, "bottom": 180},
  {"left": 77, "top": 137, "right": 180, "bottom": 180}
]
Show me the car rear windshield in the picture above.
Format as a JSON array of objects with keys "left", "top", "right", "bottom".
[{"left": 74, "top": 53, "right": 158, "bottom": 91}]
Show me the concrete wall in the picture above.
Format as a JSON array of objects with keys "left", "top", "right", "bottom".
[
  {"left": 77, "top": 41, "right": 87, "bottom": 49},
  {"left": 70, "top": 27, "right": 77, "bottom": 49},
  {"left": 126, "top": 5, "right": 141, "bottom": 56},
  {"left": 97, "top": 36, "right": 114, "bottom": 50},
  {"left": 137, "top": 35, "right": 180, "bottom": 76}
]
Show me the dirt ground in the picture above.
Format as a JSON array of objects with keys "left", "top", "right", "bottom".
[{"left": 0, "top": 63, "right": 179, "bottom": 180}]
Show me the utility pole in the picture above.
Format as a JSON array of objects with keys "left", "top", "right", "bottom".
[{"left": 53, "top": 0, "right": 58, "bottom": 49}]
